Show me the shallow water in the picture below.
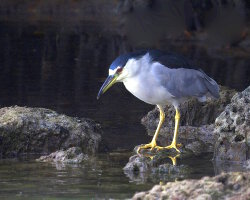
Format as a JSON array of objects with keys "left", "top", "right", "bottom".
[{"left": 0, "top": 153, "right": 217, "bottom": 200}]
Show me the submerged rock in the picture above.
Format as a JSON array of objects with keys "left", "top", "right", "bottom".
[
  {"left": 214, "top": 86, "right": 250, "bottom": 162},
  {"left": 0, "top": 106, "right": 102, "bottom": 158},
  {"left": 141, "top": 86, "right": 236, "bottom": 155},
  {"left": 37, "top": 147, "right": 88, "bottom": 164},
  {"left": 132, "top": 172, "right": 250, "bottom": 200}
]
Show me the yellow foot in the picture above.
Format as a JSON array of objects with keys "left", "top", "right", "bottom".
[
  {"left": 137, "top": 141, "right": 160, "bottom": 153},
  {"left": 156, "top": 143, "right": 181, "bottom": 153}
]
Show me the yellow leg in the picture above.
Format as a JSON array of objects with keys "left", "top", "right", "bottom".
[
  {"left": 137, "top": 105, "right": 165, "bottom": 153},
  {"left": 156, "top": 108, "right": 181, "bottom": 153}
]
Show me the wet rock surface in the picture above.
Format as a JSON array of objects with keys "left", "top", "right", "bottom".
[
  {"left": 0, "top": 106, "right": 102, "bottom": 158},
  {"left": 123, "top": 152, "right": 194, "bottom": 183},
  {"left": 214, "top": 86, "right": 250, "bottom": 162},
  {"left": 132, "top": 172, "right": 250, "bottom": 200},
  {"left": 37, "top": 147, "right": 88, "bottom": 164},
  {"left": 141, "top": 86, "right": 236, "bottom": 155}
]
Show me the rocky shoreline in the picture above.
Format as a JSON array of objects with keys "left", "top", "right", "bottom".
[
  {"left": 132, "top": 172, "right": 250, "bottom": 200},
  {"left": 0, "top": 86, "right": 249, "bottom": 199},
  {"left": 127, "top": 85, "right": 250, "bottom": 199}
]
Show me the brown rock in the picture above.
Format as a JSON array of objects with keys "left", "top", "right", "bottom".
[{"left": 132, "top": 172, "right": 250, "bottom": 200}]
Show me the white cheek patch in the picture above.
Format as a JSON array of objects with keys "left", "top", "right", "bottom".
[{"left": 109, "top": 69, "right": 116, "bottom": 76}]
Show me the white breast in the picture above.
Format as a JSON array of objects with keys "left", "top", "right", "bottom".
[{"left": 122, "top": 54, "right": 174, "bottom": 105}]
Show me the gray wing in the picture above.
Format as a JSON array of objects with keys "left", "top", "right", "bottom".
[{"left": 155, "top": 67, "right": 219, "bottom": 99}]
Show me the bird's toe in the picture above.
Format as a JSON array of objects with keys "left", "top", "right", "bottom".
[
  {"left": 136, "top": 141, "right": 158, "bottom": 154},
  {"left": 177, "top": 143, "right": 182, "bottom": 147}
]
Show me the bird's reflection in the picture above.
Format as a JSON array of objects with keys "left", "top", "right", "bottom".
[
  {"left": 138, "top": 152, "right": 155, "bottom": 161},
  {"left": 168, "top": 154, "right": 180, "bottom": 166},
  {"left": 138, "top": 152, "right": 180, "bottom": 166}
]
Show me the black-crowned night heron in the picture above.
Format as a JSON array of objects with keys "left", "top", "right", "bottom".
[{"left": 97, "top": 50, "right": 219, "bottom": 153}]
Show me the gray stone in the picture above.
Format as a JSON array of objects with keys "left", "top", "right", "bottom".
[
  {"left": 244, "top": 160, "right": 250, "bottom": 170},
  {"left": 141, "top": 86, "right": 236, "bottom": 155},
  {"left": 123, "top": 152, "right": 191, "bottom": 183},
  {"left": 123, "top": 155, "right": 150, "bottom": 173},
  {"left": 185, "top": 141, "right": 205, "bottom": 155},
  {"left": 0, "top": 106, "right": 102, "bottom": 158},
  {"left": 214, "top": 86, "right": 250, "bottom": 162},
  {"left": 214, "top": 160, "right": 249, "bottom": 175},
  {"left": 132, "top": 172, "right": 250, "bottom": 200},
  {"left": 36, "top": 147, "right": 88, "bottom": 164}
]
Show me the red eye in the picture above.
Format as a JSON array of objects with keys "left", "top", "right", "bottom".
[{"left": 116, "top": 67, "right": 123, "bottom": 73}]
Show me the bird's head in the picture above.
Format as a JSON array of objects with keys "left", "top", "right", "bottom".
[{"left": 97, "top": 51, "right": 145, "bottom": 99}]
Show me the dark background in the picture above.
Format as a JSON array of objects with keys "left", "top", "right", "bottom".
[{"left": 0, "top": 0, "right": 249, "bottom": 150}]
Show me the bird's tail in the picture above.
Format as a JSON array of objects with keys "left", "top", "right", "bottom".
[{"left": 199, "top": 69, "right": 220, "bottom": 99}]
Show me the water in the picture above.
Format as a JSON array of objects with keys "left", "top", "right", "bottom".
[
  {"left": 0, "top": 153, "right": 142, "bottom": 199},
  {"left": 0, "top": 153, "right": 216, "bottom": 199},
  {"left": 0, "top": 14, "right": 249, "bottom": 199}
]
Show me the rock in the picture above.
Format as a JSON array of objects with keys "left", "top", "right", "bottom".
[
  {"left": 213, "top": 160, "right": 249, "bottom": 175},
  {"left": 123, "top": 152, "right": 191, "bottom": 183},
  {"left": 36, "top": 147, "right": 88, "bottom": 164},
  {"left": 0, "top": 106, "right": 102, "bottom": 158},
  {"left": 123, "top": 154, "right": 150, "bottom": 173},
  {"left": 141, "top": 86, "right": 236, "bottom": 155},
  {"left": 132, "top": 172, "right": 250, "bottom": 200},
  {"left": 214, "top": 86, "right": 250, "bottom": 162},
  {"left": 185, "top": 141, "right": 205, "bottom": 155},
  {"left": 244, "top": 160, "right": 250, "bottom": 170}
]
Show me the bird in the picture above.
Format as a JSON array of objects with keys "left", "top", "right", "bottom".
[{"left": 97, "top": 50, "right": 219, "bottom": 153}]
